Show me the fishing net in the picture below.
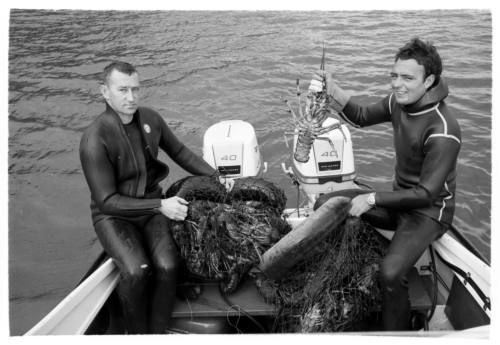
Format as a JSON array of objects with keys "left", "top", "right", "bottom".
[
  {"left": 167, "top": 175, "right": 387, "bottom": 331},
  {"left": 164, "top": 175, "right": 227, "bottom": 203},
  {"left": 229, "top": 177, "right": 287, "bottom": 214},
  {"left": 255, "top": 215, "right": 387, "bottom": 333},
  {"left": 167, "top": 176, "right": 290, "bottom": 293}
]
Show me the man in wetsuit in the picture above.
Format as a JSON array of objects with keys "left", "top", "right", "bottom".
[
  {"left": 79, "top": 61, "right": 232, "bottom": 334},
  {"left": 311, "top": 38, "right": 461, "bottom": 330}
]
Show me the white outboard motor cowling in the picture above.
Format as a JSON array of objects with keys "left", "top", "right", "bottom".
[
  {"left": 291, "top": 117, "right": 358, "bottom": 206},
  {"left": 203, "top": 120, "right": 264, "bottom": 178}
]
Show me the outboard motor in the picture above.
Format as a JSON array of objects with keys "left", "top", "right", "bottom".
[
  {"left": 203, "top": 120, "right": 266, "bottom": 178},
  {"left": 284, "top": 117, "right": 358, "bottom": 207}
]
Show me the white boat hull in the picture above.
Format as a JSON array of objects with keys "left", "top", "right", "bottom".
[
  {"left": 25, "top": 208, "right": 490, "bottom": 336},
  {"left": 25, "top": 258, "right": 119, "bottom": 335}
]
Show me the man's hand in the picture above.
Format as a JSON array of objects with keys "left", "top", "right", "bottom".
[
  {"left": 310, "top": 71, "right": 350, "bottom": 112},
  {"left": 349, "top": 194, "right": 373, "bottom": 217},
  {"left": 159, "top": 196, "right": 189, "bottom": 221},
  {"left": 219, "top": 176, "right": 235, "bottom": 192},
  {"left": 309, "top": 71, "right": 325, "bottom": 92}
]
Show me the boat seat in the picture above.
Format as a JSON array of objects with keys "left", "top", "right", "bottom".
[
  {"left": 171, "top": 278, "right": 276, "bottom": 318},
  {"left": 171, "top": 266, "right": 432, "bottom": 319}
]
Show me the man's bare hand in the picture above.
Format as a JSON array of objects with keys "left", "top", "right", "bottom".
[
  {"left": 349, "top": 194, "right": 372, "bottom": 217},
  {"left": 310, "top": 70, "right": 350, "bottom": 112},
  {"left": 159, "top": 196, "right": 189, "bottom": 221}
]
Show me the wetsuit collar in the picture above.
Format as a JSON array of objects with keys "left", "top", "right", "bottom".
[
  {"left": 403, "top": 78, "right": 449, "bottom": 115},
  {"left": 104, "top": 101, "right": 153, "bottom": 152},
  {"left": 105, "top": 102, "right": 139, "bottom": 124}
]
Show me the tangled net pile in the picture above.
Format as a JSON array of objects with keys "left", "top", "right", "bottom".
[
  {"left": 166, "top": 176, "right": 290, "bottom": 293},
  {"left": 167, "top": 175, "right": 388, "bottom": 332},
  {"left": 256, "top": 215, "right": 387, "bottom": 332}
]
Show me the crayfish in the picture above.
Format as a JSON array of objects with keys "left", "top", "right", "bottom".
[{"left": 283, "top": 44, "right": 347, "bottom": 163}]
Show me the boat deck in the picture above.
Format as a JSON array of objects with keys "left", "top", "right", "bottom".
[
  {"left": 172, "top": 279, "right": 276, "bottom": 318},
  {"left": 81, "top": 259, "right": 470, "bottom": 335},
  {"left": 172, "top": 267, "right": 432, "bottom": 319}
]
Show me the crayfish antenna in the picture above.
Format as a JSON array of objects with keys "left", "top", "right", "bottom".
[
  {"left": 318, "top": 123, "right": 341, "bottom": 136},
  {"left": 282, "top": 96, "right": 299, "bottom": 123},
  {"left": 320, "top": 42, "right": 325, "bottom": 72},
  {"left": 296, "top": 79, "right": 305, "bottom": 119}
]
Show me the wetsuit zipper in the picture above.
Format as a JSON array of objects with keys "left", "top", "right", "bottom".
[{"left": 120, "top": 121, "right": 141, "bottom": 197}]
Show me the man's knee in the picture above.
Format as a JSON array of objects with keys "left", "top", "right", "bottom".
[
  {"left": 155, "top": 256, "right": 178, "bottom": 281},
  {"left": 121, "top": 261, "right": 153, "bottom": 286},
  {"left": 379, "top": 257, "right": 406, "bottom": 288}
]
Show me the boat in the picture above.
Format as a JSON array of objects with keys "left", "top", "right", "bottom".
[{"left": 25, "top": 119, "right": 491, "bottom": 337}]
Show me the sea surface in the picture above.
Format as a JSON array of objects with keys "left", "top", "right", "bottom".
[{"left": 8, "top": 9, "right": 491, "bottom": 335}]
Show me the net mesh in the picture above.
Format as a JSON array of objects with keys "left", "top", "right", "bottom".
[
  {"left": 167, "top": 176, "right": 290, "bottom": 293},
  {"left": 168, "top": 176, "right": 387, "bottom": 331},
  {"left": 255, "top": 216, "right": 387, "bottom": 332},
  {"left": 164, "top": 175, "right": 227, "bottom": 203},
  {"left": 229, "top": 177, "right": 287, "bottom": 213}
]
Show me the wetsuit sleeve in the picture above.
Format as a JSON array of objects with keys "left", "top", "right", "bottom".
[
  {"left": 79, "top": 132, "right": 161, "bottom": 216},
  {"left": 340, "top": 95, "right": 392, "bottom": 128},
  {"left": 159, "top": 120, "right": 218, "bottom": 177},
  {"left": 375, "top": 137, "right": 461, "bottom": 210}
]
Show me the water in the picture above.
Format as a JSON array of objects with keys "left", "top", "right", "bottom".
[{"left": 8, "top": 9, "right": 491, "bottom": 335}]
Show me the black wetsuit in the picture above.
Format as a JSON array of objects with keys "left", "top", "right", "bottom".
[
  {"left": 339, "top": 79, "right": 461, "bottom": 330},
  {"left": 79, "top": 103, "right": 217, "bottom": 333}
]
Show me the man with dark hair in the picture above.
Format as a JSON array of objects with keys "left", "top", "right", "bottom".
[
  {"left": 80, "top": 61, "right": 232, "bottom": 334},
  {"left": 311, "top": 38, "right": 461, "bottom": 330}
]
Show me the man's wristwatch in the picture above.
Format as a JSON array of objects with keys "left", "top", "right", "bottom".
[{"left": 366, "top": 192, "right": 376, "bottom": 207}]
